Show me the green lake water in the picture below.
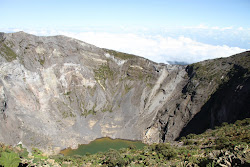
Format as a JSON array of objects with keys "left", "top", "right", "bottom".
[{"left": 60, "top": 137, "right": 146, "bottom": 156}]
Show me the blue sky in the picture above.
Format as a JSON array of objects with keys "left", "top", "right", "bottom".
[{"left": 1, "top": 0, "right": 249, "bottom": 63}]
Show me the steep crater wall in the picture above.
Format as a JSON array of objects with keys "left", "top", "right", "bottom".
[
  {"left": 0, "top": 32, "right": 187, "bottom": 154},
  {"left": 0, "top": 32, "right": 249, "bottom": 154}
]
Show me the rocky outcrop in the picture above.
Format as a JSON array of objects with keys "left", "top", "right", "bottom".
[{"left": 0, "top": 32, "right": 249, "bottom": 154}]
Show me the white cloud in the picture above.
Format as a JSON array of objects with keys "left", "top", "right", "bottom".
[
  {"left": 183, "top": 24, "right": 209, "bottom": 29},
  {"left": 211, "top": 26, "right": 220, "bottom": 30},
  {"left": 55, "top": 31, "right": 246, "bottom": 64},
  {"left": 183, "top": 24, "right": 236, "bottom": 31},
  {"left": 221, "top": 26, "right": 233, "bottom": 31},
  {"left": 238, "top": 27, "right": 244, "bottom": 30}
]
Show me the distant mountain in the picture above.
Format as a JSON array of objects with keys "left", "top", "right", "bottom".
[
  {"left": 0, "top": 31, "right": 249, "bottom": 154},
  {"left": 166, "top": 61, "right": 189, "bottom": 65}
]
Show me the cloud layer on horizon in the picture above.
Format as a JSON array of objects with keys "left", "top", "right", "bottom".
[{"left": 56, "top": 31, "right": 247, "bottom": 64}]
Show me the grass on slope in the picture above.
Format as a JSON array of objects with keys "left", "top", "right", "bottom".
[
  {"left": 104, "top": 49, "right": 136, "bottom": 60},
  {"left": 0, "top": 118, "right": 249, "bottom": 166},
  {"left": 0, "top": 43, "right": 17, "bottom": 62}
]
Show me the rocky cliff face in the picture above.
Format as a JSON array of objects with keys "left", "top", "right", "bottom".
[
  {"left": 0, "top": 32, "right": 249, "bottom": 154},
  {"left": 177, "top": 52, "right": 250, "bottom": 138}
]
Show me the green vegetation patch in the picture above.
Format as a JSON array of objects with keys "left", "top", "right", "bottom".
[
  {"left": 0, "top": 152, "right": 20, "bottom": 167},
  {"left": 125, "top": 66, "right": 145, "bottom": 81},
  {"left": 81, "top": 109, "right": 97, "bottom": 117},
  {"left": 56, "top": 101, "right": 76, "bottom": 118},
  {"left": 184, "top": 54, "right": 250, "bottom": 99},
  {"left": 32, "top": 148, "right": 47, "bottom": 160},
  {"left": 104, "top": 49, "right": 136, "bottom": 60},
  {"left": 63, "top": 91, "right": 71, "bottom": 96},
  {"left": 38, "top": 57, "right": 45, "bottom": 66},
  {"left": 94, "top": 64, "right": 113, "bottom": 80},
  {"left": 62, "top": 111, "right": 76, "bottom": 118},
  {"left": 124, "top": 84, "right": 132, "bottom": 95},
  {"left": 94, "top": 64, "right": 114, "bottom": 88},
  {"left": 101, "top": 104, "right": 113, "bottom": 113},
  {"left": 190, "top": 61, "right": 230, "bottom": 84},
  {"left": 189, "top": 53, "right": 250, "bottom": 90},
  {"left": 81, "top": 104, "right": 97, "bottom": 117},
  {"left": 0, "top": 43, "right": 17, "bottom": 62},
  {"left": 0, "top": 144, "right": 29, "bottom": 167}
]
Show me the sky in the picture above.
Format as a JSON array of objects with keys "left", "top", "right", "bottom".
[{"left": 0, "top": 0, "right": 250, "bottom": 64}]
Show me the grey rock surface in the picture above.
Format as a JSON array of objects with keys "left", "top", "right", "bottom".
[{"left": 0, "top": 32, "right": 249, "bottom": 154}]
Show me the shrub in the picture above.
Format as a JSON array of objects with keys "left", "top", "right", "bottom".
[
  {"left": 186, "top": 134, "right": 196, "bottom": 139},
  {"left": 215, "top": 137, "right": 230, "bottom": 149},
  {"left": 221, "top": 122, "right": 229, "bottom": 127},
  {"left": 198, "top": 157, "right": 215, "bottom": 167},
  {"left": 180, "top": 136, "right": 186, "bottom": 141},
  {"left": 0, "top": 152, "right": 20, "bottom": 167},
  {"left": 102, "top": 149, "right": 126, "bottom": 167},
  {"left": 183, "top": 139, "right": 195, "bottom": 145},
  {"left": 235, "top": 118, "right": 250, "bottom": 126},
  {"left": 161, "top": 149, "right": 177, "bottom": 160},
  {"left": 151, "top": 143, "right": 171, "bottom": 152}
]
